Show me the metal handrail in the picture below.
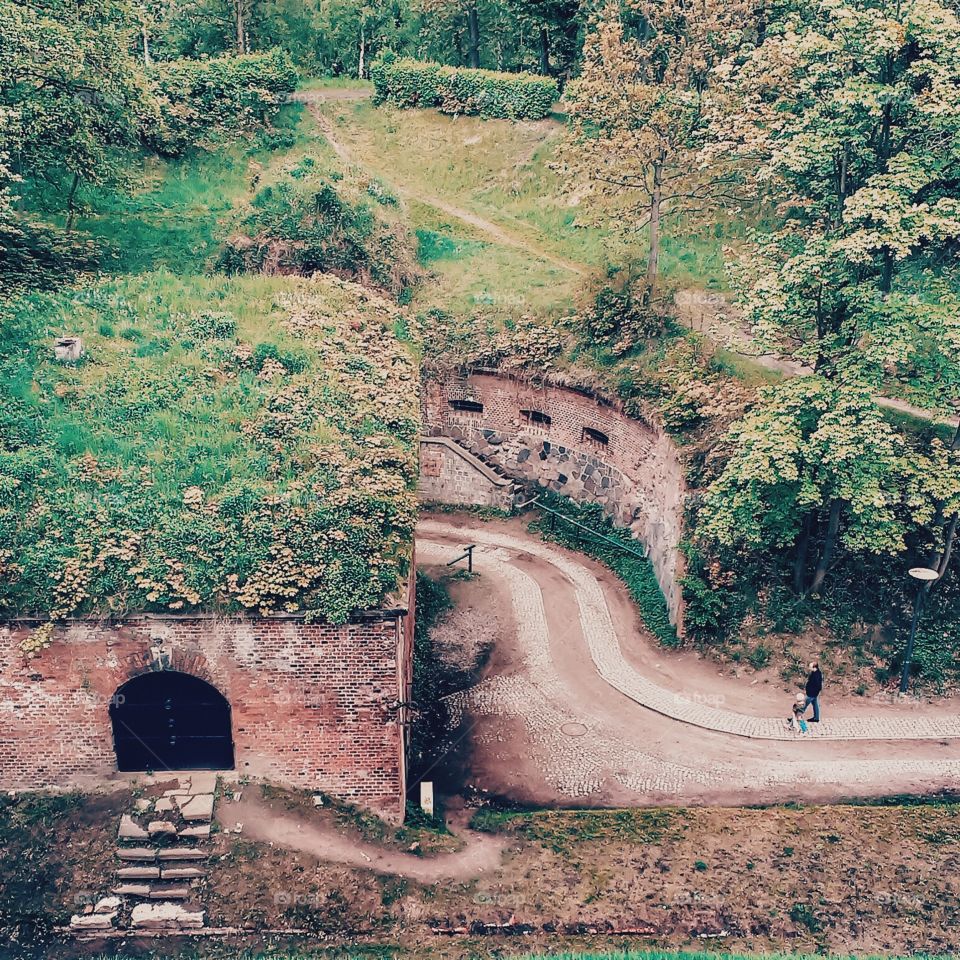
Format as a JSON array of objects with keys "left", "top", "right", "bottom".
[{"left": 521, "top": 497, "right": 650, "bottom": 562}]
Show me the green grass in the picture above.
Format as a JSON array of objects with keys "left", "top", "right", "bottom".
[
  {"left": 74, "top": 103, "right": 329, "bottom": 274},
  {"left": 1, "top": 271, "right": 419, "bottom": 621}
]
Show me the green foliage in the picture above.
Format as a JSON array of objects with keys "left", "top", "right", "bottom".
[
  {"left": 147, "top": 50, "right": 299, "bottom": 155},
  {"left": 371, "top": 55, "right": 558, "bottom": 120},
  {"left": 581, "top": 272, "right": 664, "bottom": 356},
  {"left": 0, "top": 272, "right": 419, "bottom": 623},
  {"left": 217, "top": 157, "right": 420, "bottom": 297},
  {"left": 529, "top": 492, "right": 677, "bottom": 647}
]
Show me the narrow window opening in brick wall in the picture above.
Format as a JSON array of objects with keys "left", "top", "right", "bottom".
[
  {"left": 582, "top": 426, "right": 610, "bottom": 447},
  {"left": 520, "top": 408, "right": 552, "bottom": 427},
  {"left": 449, "top": 399, "right": 484, "bottom": 414}
]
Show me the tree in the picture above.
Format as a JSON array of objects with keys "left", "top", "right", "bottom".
[
  {"left": 0, "top": 0, "right": 153, "bottom": 228},
  {"left": 712, "top": 0, "right": 960, "bottom": 405},
  {"left": 562, "top": 1, "right": 750, "bottom": 294},
  {"left": 699, "top": 378, "right": 912, "bottom": 595}
]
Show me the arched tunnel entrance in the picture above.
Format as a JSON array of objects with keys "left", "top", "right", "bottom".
[{"left": 110, "top": 671, "right": 235, "bottom": 772}]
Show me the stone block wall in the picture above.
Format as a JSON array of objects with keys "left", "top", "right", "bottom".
[
  {"left": 418, "top": 436, "right": 516, "bottom": 510},
  {"left": 0, "top": 611, "right": 410, "bottom": 821},
  {"left": 422, "top": 370, "right": 687, "bottom": 631}
]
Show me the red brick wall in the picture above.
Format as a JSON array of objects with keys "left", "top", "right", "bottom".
[
  {"left": 422, "top": 370, "right": 687, "bottom": 632},
  {"left": 0, "top": 613, "right": 409, "bottom": 822}
]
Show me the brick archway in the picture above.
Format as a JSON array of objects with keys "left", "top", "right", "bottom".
[{"left": 110, "top": 670, "right": 235, "bottom": 772}]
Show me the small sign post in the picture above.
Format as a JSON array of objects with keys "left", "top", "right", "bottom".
[{"left": 419, "top": 780, "right": 434, "bottom": 817}]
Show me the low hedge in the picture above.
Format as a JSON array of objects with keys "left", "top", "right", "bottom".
[
  {"left": 147, "top": 50, "right": 299, "bottom": 155},
  {"left": 371, "top": 55, "right": 558, "bottom": 120}
]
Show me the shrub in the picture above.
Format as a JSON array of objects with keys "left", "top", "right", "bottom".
[
  {"left": 371, "top": 55, "right": 558, "bottom": 121},
  {"left": 147, "top": 50, "right": 299, "bottom": 155},
  {"left": 216, "top": 159, "right": 420, "bottom": 297}
]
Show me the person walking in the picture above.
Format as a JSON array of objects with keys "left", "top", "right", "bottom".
[{"left": 804, "top": 661, "right": 823, "bottom": 722}]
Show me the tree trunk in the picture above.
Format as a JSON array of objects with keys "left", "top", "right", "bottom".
[
  {"left": 808, "top": 499, "right": 842, "bottom": 595},
  {"left": 142, "top": 26, "right": 152, "bottom": 66},
  {"left": 235, "top": 0, "right": 246, "bottom": 53},
  {"left": 646, "top": 162, "right": 663, "bottom": 293},
  {"left": 358, "top": 18, "right": 366, "bottom": 79},
  {"left": 466, "top": 4, "right": 481, "bottom": 68},
  {"left": 793, "top": 513, "right": 813, "bottom": 594},
  {"left": 65, "top": 171, "right": 81, "bottom": 234},
  {"left": 539, "top": 27, "right": 550, "bottom": 75}
]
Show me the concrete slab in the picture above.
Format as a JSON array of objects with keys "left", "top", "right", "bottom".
[
  {"left": 113, "top": 884, "right": 152, "bottom": 896},
  {"left": 154, "top": 797, "right": 175, "bottom": 813},
  {"left": 148, "top": 886, "right": 190, "bottom": 899},
  {"left": 94, "top": 896, "right": 121, "bottom": 914},
  {"left": 70, "top": 913, "right": 116, "bottom": 930}
]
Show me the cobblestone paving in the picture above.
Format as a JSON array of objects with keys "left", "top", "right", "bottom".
[
  {"left": 419, "top": 522, "right": 960, "bottom": 743},
  {"left": 419, "top": 536, "right": 960, "bottom": 798}
]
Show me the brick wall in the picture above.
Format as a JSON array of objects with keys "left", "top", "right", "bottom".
[
  {"left": 418, "top": 436, "right": 516, "bottom": 510},
  {"left": 0, "top": 612, "right": 410, "bottom": 822},
  {"left": 422, "top": 370, "right": 687, "bottom": 631}
]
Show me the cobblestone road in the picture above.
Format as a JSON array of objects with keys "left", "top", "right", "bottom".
[{"left": 418, "top": 522, "right": 960, "bottom": 801}]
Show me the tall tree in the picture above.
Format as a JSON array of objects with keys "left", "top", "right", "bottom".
[
  {"left": 0, "top": 0, "right": 153, "bottom": 227},
  {"left": 562, "top": 1, "right": 750, "bottom": 294},
  {"left": 700, "top": 0, "right": 960, "bottom": 593}
]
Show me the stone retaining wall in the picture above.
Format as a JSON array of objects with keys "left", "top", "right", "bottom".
[
  {"left": 422, "top": 370, "right": 686, "bottom": 630},
  {"left": 418, "top": 435, "right": 516, "bottom": 510}
]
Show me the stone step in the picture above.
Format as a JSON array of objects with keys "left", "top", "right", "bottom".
[
  {"left": 130, "top": 902, "right": 204, "bottom": 930},
  {"left": 112, "top": 883, "right": 192, "bottom": 900},
  {"left": 70, "top": 913, "right": 116, "bottom": 931},
  {"left": 118, "top": 813, "right": 148, "bottom": 840},
  {"left": 179, "top": 824, "right": 211, "bottom": 839},
  {"left": 157, "top": 847, "right": 206, "bottom": 861},
  {"left": 160, "top": 866, "right": 205, "bottom": 880},
  {"left": 116, "top": 847, "right": 157, "bottom": 862},
  {"left": 177, "top": 794, "right": 214, "bottom": 822},
  {"left": 117, "top": 866, "right": 161, "bottom": 880}
]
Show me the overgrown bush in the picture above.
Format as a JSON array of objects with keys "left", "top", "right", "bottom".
[
  {"left": 371, "top": 55, "right": 558, "bottom": 120},
  {"left": 581, "top": 273, "right": 664, "bottom": 356},
  {"left": 147, "top": 50, "right": 299, "bottom": 155},
  {"left": 216, "top": 157, "right": 419, "bottom": 297}
]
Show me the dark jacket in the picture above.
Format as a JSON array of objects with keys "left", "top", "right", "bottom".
[{"left": 806, "top": 668, "right": 823, "bottom": 698}]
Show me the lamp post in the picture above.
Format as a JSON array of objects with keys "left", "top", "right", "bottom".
[{"left": 899, "top": 566, "right": 941, "bottom": 694}]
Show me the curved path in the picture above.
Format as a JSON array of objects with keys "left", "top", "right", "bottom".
[
  {"left": 418, "top": 518, "right": 960, "bottom": 804},
  {"left": 297, "top": 93, "right": 586, "bottom": 277},
  {"left": 421, "top": 520, "right": 960, "bottom": 742}
]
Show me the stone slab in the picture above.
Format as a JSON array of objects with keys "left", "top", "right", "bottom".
[
  {"left": 160, "top": 866, "right": 205, "bottom": 880},
  {"left": 148, "top": 820, "right": 178, "bottom": 836},
  {"left": 113, "top": 884, "right": 153, "bottom": 896},
  {"left": 188, "top": 772, "right": 218, "bottom": 794},
  {"left": 157, "top": 847, "right": 205, "bottom": 861},
  {"left": 179, "top": 824, "right": 211, "bottom": 839},
  {"left": 130, "top": 902, "right": 204, "bottom": 929},
  {"left": 117, "top": 866, "right": 161, "bottom": 880},
  {"left": 70, "top": 913, "right": 116, "bottom": 930},
  {"left": 118, "top": 814, "right": 148, "bottom": 840},
  {"left": 94, "top": 896, "right": 121, "bottom": 914},
  {"left": 178, "top": 794, "right": 214, "bottom": 822},
  {"left": 154, "top": 797, "right": 175, "bottom": 814},
  {"left": 116, "top": 847, "right": 157, "bottom": 861},
  {"left": 149, "top": 886, "right": 190, "bottom": 899}
]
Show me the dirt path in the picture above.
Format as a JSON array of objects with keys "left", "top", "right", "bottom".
[
  {"left": 217, "top": 791, "right": 507, "bottom": 883},
  {"left": 675, "top": 288, "right": 960, "bottom": 429},
  {"left": 301, "top": 97, "right": 586, "bottom": 277}
]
